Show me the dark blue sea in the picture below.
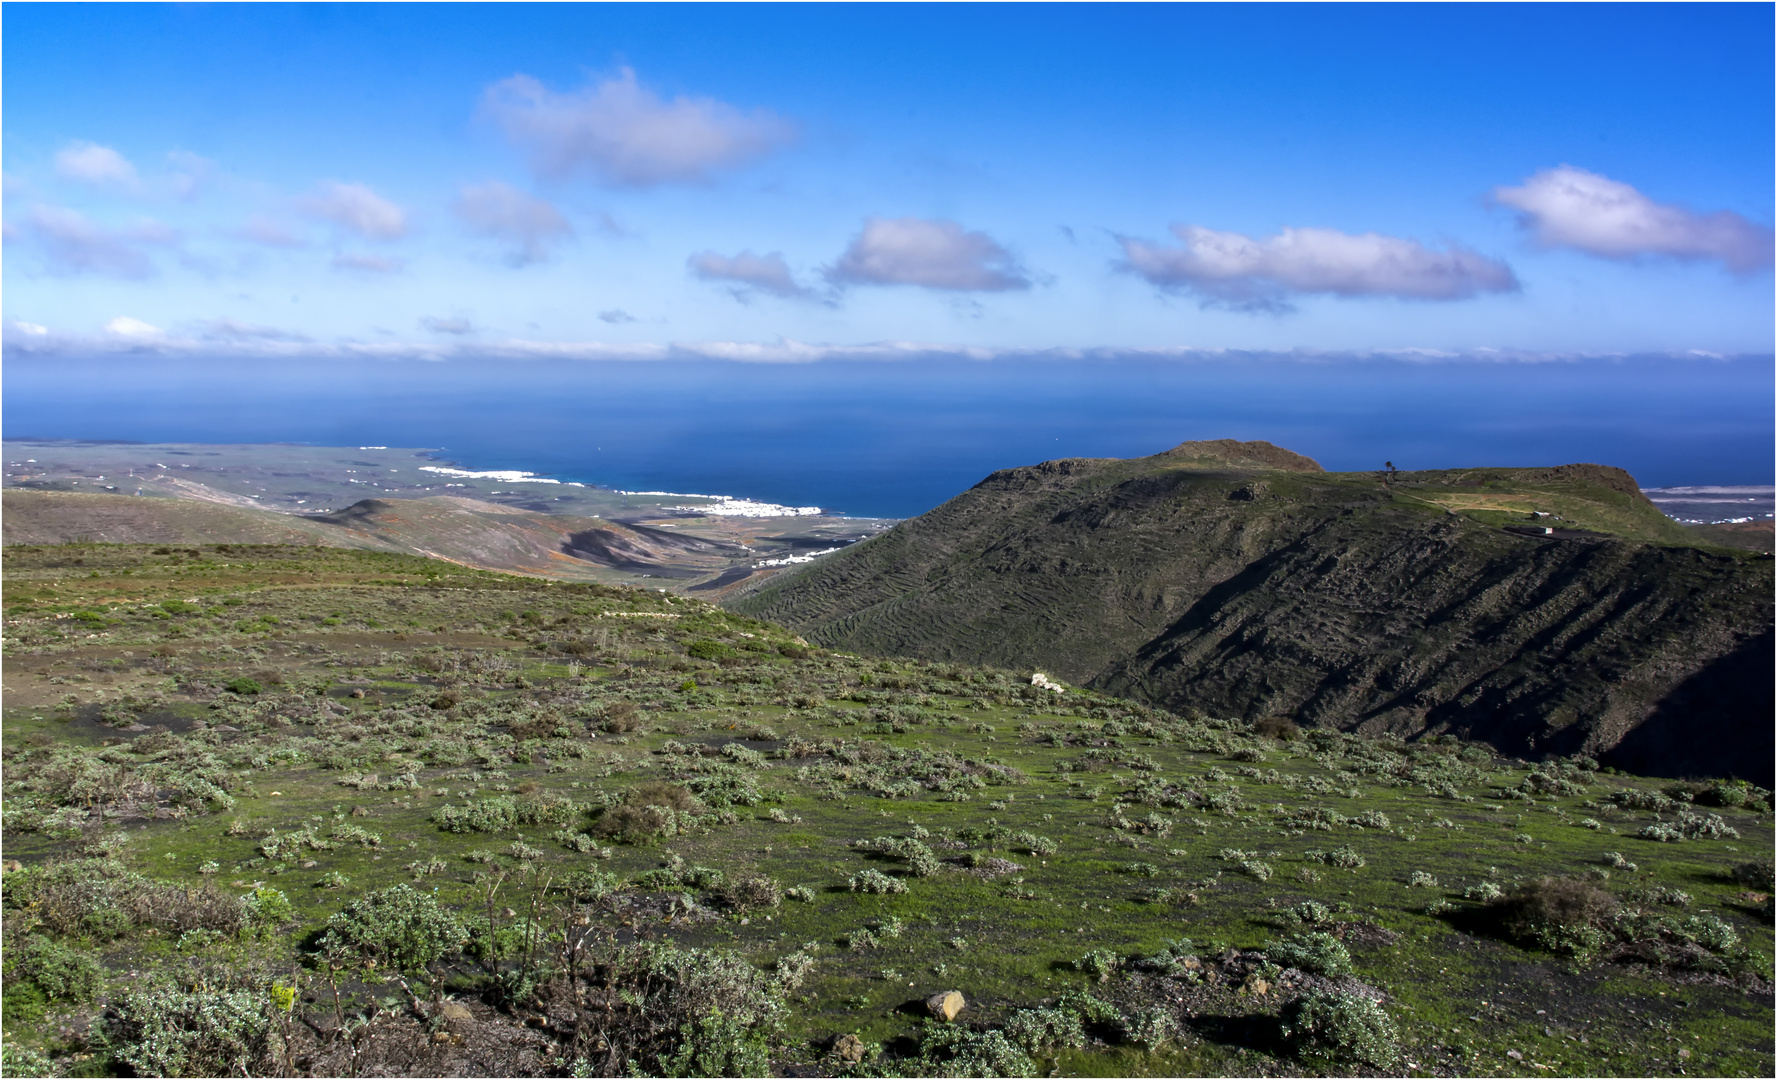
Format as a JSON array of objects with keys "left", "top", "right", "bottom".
[{"left": 8, "top": 354, "right": 1772, "bottom": 519}]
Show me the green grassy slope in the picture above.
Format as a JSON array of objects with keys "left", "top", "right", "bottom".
[
  {"left": 1, "top": 489, "right": 391, "bottom": 549},
  {"left": 1, "top": 489, "right": 745, "bottom": 585},
  {"left": 2, "top": 544, "right": 1771, "bottom": 1077},
  {"left": 730, "top": 442, "right": 1773, "bottom": 783}
]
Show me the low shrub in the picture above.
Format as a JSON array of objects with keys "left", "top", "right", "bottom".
[
  {"left": 5, "top": 858, "right": 253, "bottom": 940},
  {"left": 1489, "top": 876, "right": 1617, "bottom": 947},
  {"left": 601, "top": 701, "right": 641, "bottom": 734},
  {"left": 317, "top": 884, "right": 468, "bottom": 973},
  {"left": 1639, "top": 812, "right": 1740, "bottom": 842},
  {"left": 1120, "top": 1005, "right": 1179, "bottom": 1050},
  {"left": 1005, "top": 1005, "right": 1087, "bottom": 1052},
  {"left": 1731, "top": 859, "right": 1775, "bottom": 891},
  {"left": 109, "top": 984, "right": 277, "bottom": 1078},
  {"left": 1280, "top": 989, "right": 1400, "bottom": 1069},
  {"left": 1252, "top": 715, "right": 1301, "bottom": 741},
  {"left": 1304, "top": 846, "right": 1365, "bottom": 869},
  {"left": 1001, "top": 992, "right": 1130, "bottom": 1055},
  {"left": 571, "top": 941, "right": 786, "bottom": 1077},
  {"left": 594, "top": 782, "right": 705, "bottom": 844},
  {"left": 720, "top": 873, "right": 784, "bottom": 911},
  {"left": 1266, "top": 932, "right": 1353, "bottom": 977},
  {"left": 1075, "top": 948, "right": 1121, "bottom": 982},
  {"left": 686, "top": 639, "right": 733, "bottom": 660},
  {"left": 559, "top": 869, "right": 620, "bottom": 903},
  {"left": 773, "top": 950, "right": 816, "bottom": 991},
  {"left": 848, "top": 868, "right": 907, "bottom": 895},
  {"left": 431, "top": 797, "right": 519, "bottom": 833},
  {"left": 3, "top": 938, "right": 102, "bottom": 1003},
  {"left": 1282, "top": 900, "right": 1336, "bottom": 926},
  {"left": 1627, "top": 885, "right": 1692, "bottom": 907},
  {"left": 908, "top": 1023, "right": 1037, "bottom": 1078}
]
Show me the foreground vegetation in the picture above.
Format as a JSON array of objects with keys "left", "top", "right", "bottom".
[{"left": 2, "top": 543, "right": 1772, "bottom": 1076}]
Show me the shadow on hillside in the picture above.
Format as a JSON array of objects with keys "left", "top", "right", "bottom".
[{"left": 1605, "top": 630, "right": 1774, "bottom": 787}]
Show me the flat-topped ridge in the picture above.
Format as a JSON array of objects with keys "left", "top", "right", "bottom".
[{"left": 1148, "top": 438, "right": 1326, "bottom": 474}]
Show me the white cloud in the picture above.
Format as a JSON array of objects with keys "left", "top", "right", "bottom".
[
  {"left": 239, "top": 214, "right": 305, "bottom": 248},
  {"left": 598, "top": 309, "right": 637, "bottom": 324},
  {"left": 9, "top": 321, "right": 50, "bottom": 336},
  {"left": 54, "top": 141, "right": 140, "bottom": 191},
  {"left": 828, "top": 217, "right": 1031, "bottom": 292},
  {"left": 1119, "top": 225, "right": 1517, "bottom": 310},
  {"left": 331, "top": 252, "right": 405, "bottom": 274},
  {"left": 420, "top": 316, "right": 475, "bottom": 335},
  {"left": 297, "top": 181, "right": 408, "bottom": 240},
  {"left": 453, "top": 181, "right": 572, "bottom": 266},
  {"left": 1493, "top": 165, "right": 1774, "bottom": 273},
  {"left": 103, "top": 316, "right": 163, "bottom": 338},
  {"left": 688, "top": 250, "right": 810, "bottom": 300},
  {"left": 481, "top": 68, "right": 796, "bottom": 187},
  {"left": 16, "top": 204, "right": 174, "bottom": 278}
]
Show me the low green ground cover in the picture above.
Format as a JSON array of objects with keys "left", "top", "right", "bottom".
[{"left": 2, "top": 545, "right": 1771, "bottom": 1077}]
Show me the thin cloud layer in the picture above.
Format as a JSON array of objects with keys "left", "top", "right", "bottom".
[
  {"left": 6, "top": 319, "right": 1736, "bottom": 367},
  {"left": 239, "top": 215, "right": 305, "bottom": 248},
  {"left": 1494, "top": 165, "right": 1774, "bottom": 273},
  {"left": 166, "top": 151, "right": 217, "bottom": 201},
  {"left": 331, "top": 252, "right": 404, "bottom": 274},
  {"left": 420, "top": 316, "right": 475, "bottom": 335},
  {"left": 297, "top": 181, "right": 409, "bottom": 240},
  {"left": 453, "top": 181, "right": 572, "bottom": 266},
  {"left": 828, "top": 217, "right": 1031, "bottom": 292},
  {"left": 689, "top": 250, "right": 809, "bottom": 300},
  {"left": 17, "top": 205, "right": 175, "bottom": 278},
  {"left": 481, "top": 68, "right": 796, "bottom": 187},
  {"left": 1120, "top": 225, "right": 1518, "bottom": 310},
  {"left": 54, "top": 141, "right": 140, "bottom": 190},
  {"left": 194, "top": 318, "right": 310, "bottom": 342}
]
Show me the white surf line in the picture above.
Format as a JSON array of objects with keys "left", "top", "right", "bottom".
[
  {"left": 417, "top": 465, "right": 824, "bottom": 516},
  {"left": 618, "top": 488, "right": 824, "bottom": 517},
  {"left": 758, "top": 547, "right": 843, "bottom": 566},
  {"left": 418, "top": 465, "right": 586, "bottom": 487}
]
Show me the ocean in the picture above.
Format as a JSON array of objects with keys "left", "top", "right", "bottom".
[{"left": 6, "top": 353, "right": 1772, "bottom": 519}]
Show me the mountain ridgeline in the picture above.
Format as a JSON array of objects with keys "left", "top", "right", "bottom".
[{"left": 731, "top": 440, "right": 1774, "bottom": 783}]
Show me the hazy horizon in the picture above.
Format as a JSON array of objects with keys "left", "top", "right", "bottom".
[{"left": 7, "top": 351, "right": 1770, "bottom": 519}]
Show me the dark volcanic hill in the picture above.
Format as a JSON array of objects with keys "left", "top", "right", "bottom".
[{"left": 730, "top": 440, "right": 1774, "bottom": 783}]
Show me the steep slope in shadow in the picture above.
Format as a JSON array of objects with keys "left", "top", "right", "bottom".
[
  {"left": 1096, "top": 516, "right": 1769, "bottom": 767},
  {"left": 731, "top": 439, "right": 1773, "bottom": 767},
  {"left": 1602, "top": 630, "right": 1774, "bottom": 785}
]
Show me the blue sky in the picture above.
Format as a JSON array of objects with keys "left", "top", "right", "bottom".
[{"left": 3, "top": 2, "right": 1772, "bottom": 359}]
